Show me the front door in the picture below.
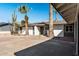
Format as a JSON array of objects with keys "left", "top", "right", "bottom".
[{"left": 64, "top": 24, "right": 74, "bottom": 37}]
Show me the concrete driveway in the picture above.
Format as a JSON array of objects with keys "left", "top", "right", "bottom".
[{"left": 15, "top": 38, "right": 75, "bottom": 56}]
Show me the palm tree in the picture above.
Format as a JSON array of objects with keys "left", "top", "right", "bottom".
[
  {"left": 21, "top": 20, "right": 25, "bottom": 27},
  {"left": 19, "top": 5, "right": 29, "bottom": 14},
  {"left": 18, "top": 4, "right": 30, "bottom": 35}
]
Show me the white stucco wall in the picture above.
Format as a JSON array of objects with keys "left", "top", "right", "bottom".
[
  {"left": 29, "top": 27, "right": 33, "bottom": 35},
  {"left": 53, "top": 25, "right": 64, "bottom": 37},
  {"left": 21, "top": 26, "right": 40, "bottom": 35},
  {"left": 34, "top": 26, "right": 40, "bottom": 35},
  {"left": 21, "top": 27, "right": 34, "bottom": 35},
  {"left": 21, "top": 30, "right": 26, "bottom": 35},
  {"left": 21, "top": 24, "right": 64, "bottom": 37}
]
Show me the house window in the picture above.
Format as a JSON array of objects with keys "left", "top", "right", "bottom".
[{"left": 65, "top": 25, "right": 73, "bottom": 32}]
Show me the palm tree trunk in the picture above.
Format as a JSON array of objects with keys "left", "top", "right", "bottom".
[
  {"left": 49, "top": 3, "right": 54, "bottom": 37},
  {"left": 25, "top": 15, "right": 28, "bottom": 35}
]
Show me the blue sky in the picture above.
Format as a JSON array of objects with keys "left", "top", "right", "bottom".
[{"left": 0, "top": 3, "right": 63, "bottom": 23}]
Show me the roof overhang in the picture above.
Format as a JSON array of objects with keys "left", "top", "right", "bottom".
[{"left": 52, "top": 3, "right": 78, "bottom": 24}]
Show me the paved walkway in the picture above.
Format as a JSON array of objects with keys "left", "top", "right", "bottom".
[
  {"left": 0, "top": 33, "right": 49, "bottom": 56},
  {"left": 53, "top": 37, "right": 74, "bottom": 42},
  {"left": 15, "top": 38, "right": 75, "bottom": 56}
]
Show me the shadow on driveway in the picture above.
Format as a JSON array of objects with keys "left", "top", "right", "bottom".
[{"left": 14, "top": 37, "right": 75, "bottom": 56}]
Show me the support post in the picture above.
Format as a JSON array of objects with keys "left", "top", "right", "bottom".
[
  {"left": 74, "top": 4, "right": 78, "bottom": 56},
  {"left": 49, "top": 3, "right": 54, "bottom": 37}
]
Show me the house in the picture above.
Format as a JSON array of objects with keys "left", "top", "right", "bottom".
[
  {"left": 0, "top": 19, "right": 74, "bottom": 38},
  {"left": 21, "top": 19, "right": 73, "bottom": 38}
]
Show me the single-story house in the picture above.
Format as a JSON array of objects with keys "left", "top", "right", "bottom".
[
  {"left": 21, "top": 19, "right": 74, "bottom": 37},
  {"left": 0, "top": 19, "right": 74, "bottom": 38}
]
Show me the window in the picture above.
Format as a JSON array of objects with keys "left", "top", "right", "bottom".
[{"left": 65, "top": 25, "right": 73, "bottom": 32}]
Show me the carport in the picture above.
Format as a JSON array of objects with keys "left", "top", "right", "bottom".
[{"left": 51, "top": 3, "right": 78, "bottom": 55}]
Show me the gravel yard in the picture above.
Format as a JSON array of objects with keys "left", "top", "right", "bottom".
[{"left": 0, "top": 32, "right": 49, "bottom": 56}]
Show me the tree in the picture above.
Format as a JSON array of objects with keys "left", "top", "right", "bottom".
[
  {"left": 21, "top": 20, "right": 25, "bottom": 27},
  {"left": 20, "top": 20, "right": 25, "bottom": 33},
  {"left": 18, "top": 4, "right": 30, "bottom": 35},
  {"left": 19, "top": 5, "right": 29, "bottom": 14},
  {"left": 11, "top": 11, "right": 19, "bottom": 35}
]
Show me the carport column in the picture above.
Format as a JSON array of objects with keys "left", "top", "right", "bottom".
[
  {"left": 74, "top": 4, "right": 78, "bottom": 56},
  {"left": 49, "top": 3, "right": 54, "bottom": 37}
]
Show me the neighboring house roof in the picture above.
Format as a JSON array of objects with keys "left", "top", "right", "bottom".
[
  {"left": 28, "top": 23, "right": 46, "bottom": 27},
  {"left": 0, "top": 22, "right": 11, "bottom": 31},
  {"left": 0, "top": 19, "right": 67, "bottom": 31},
  {"left": 0, "top": 22, "right": 11, "bottom": 27}
]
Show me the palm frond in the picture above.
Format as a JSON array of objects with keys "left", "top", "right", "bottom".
[{"left": 19, "top": 5, "right": 29, "bottom": 14}]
